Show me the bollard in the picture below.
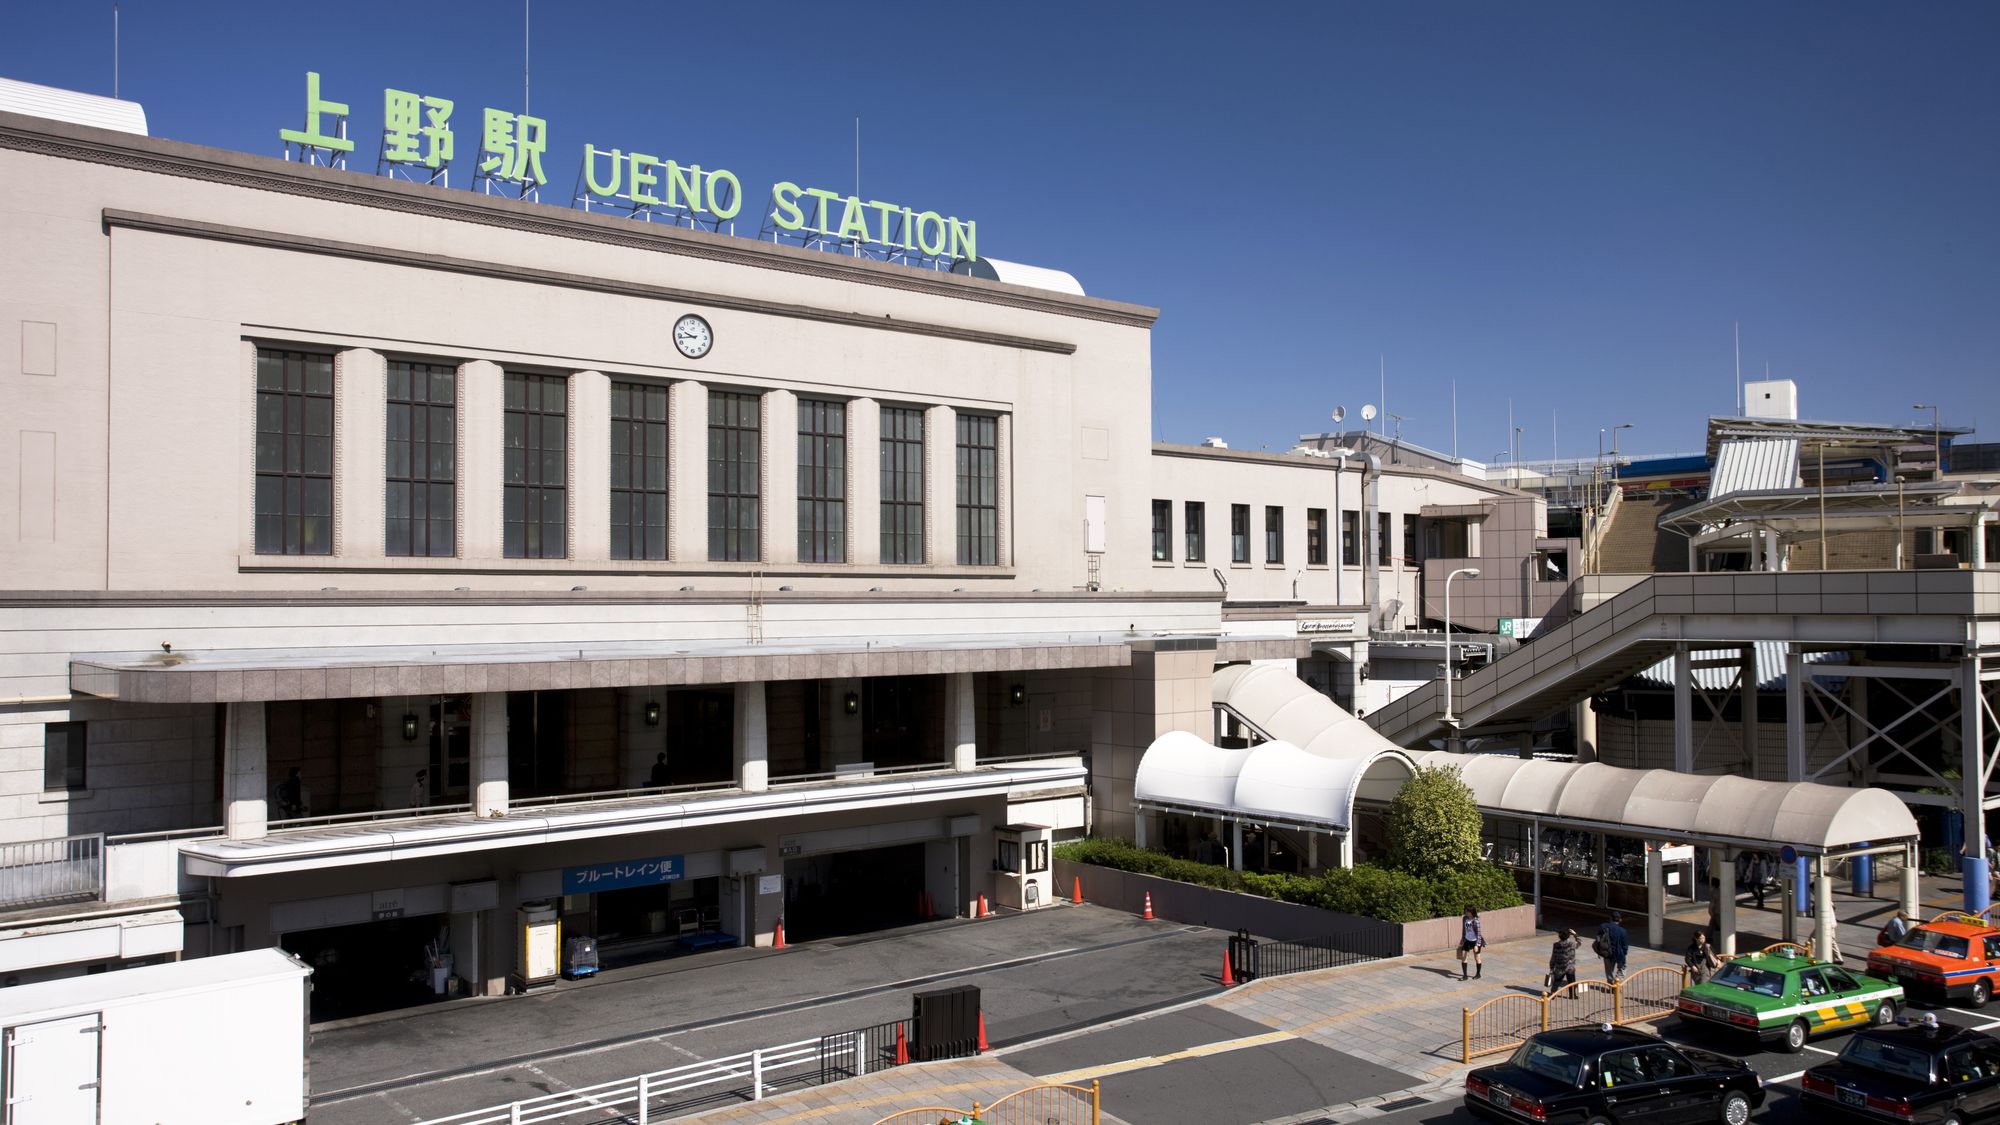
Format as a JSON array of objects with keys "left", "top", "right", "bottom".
[
  {"left": 752, "top": 1047, "right": 765, "bottom": 1101},
  {"left": 638, "top": 1073, "right": 651, "bottom": 1125}
]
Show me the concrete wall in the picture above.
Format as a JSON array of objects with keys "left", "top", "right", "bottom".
[{"left": 1088, "top": 640, "right": 1216, "bottom": 840}]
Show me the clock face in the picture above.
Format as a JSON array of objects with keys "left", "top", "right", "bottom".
[{"left": 673, "top": 314, "right": 713, "bottom": 359}]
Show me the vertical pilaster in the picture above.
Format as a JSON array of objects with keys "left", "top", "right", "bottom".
[
  {"left": 1902, "top": 843, "right": 1922, "bottom": 922},
  {"left": 339, "top": 348, "right": 387, "bottom": 558},
  {"left": 1813, "top": 862, "right": 1836, "bottom": 962},
  {"left": 1645, "top": 845, "right": 1665, "bottom": 948},
  {"left": 1740, "top": 645, "right": 1759, "bottom": 778},
  {"left": 225, "top": 702, "right": 269, "bottom": 840},
  {"left": 1964, "top": 655, "right": 1990, "bottom": 912},
  {"left": 458, "top": 360, "right": 505, "bottom": 560},
  {"left": 850, "top": 398, "right": 881, "bottom": 565},
  {"left": 1715, "top": 852, "right": 1737, "bottom": 955},
  {"left": 765, "top": 389, "right": 798, "bottom": 564},
  {"left": 1672, "top": 643, "right": 1694, "bottom": 774},
  {"left": 925, "top": 405, "right": 956, "bottom": 564},
  {"left": 949, "top": 671, "right": 977, "bottom": 772},
  {"left": 1574, "top": 699, "right": 1598, "bottom": 763},
  {"left": 1230, "top": 820, "right": 1244, "bottom": 872},
  {"left": 1785, "top": 646, "right": 1807, "bottom": 782},
  {"left": 569, "top": 371, "right": 611, "bottom": 561},
  {"left": 470, "top": 692, "right": 509, "bottom": 817},
  {"left": 735, "top": 681, "right": 769, "bottom": 792},
  {"left": 669, "top": 380, "right": 707, "bottom": 564}
]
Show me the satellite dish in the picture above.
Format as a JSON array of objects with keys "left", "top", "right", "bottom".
[
  {"left": 1360, "top": 404, "right": 1378, "bottom": 422},
  {"left": 1331, "top": 406, "right": 1346, "bottom": 424}
]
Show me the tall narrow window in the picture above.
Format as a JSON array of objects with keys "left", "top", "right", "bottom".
[
  {"left": 1403, "top": 514, "right": 1420, "bottom": 569},
  {"left": 1307, "top": 508, "right": 1327, "bottom": 565},
  {"left": 386, "top": 360, "right": 456, "bottom": 557},
  {"left": 1151, "top": 500, "right": 1172, "bottom": 561},
  {"left": 1230, "top": 504, "right": 1250, "bottom": 563},
  {"left": 253, "top": 348, "right": 334, "bottom": 555},
  {"left": 1265, "top": 506, "right": 1285, "bottom": 563},
  {"left": 1341, "top": 510, "right": 1359, "bottom": 566},
  {"left": 1378, "top": 512, "right": 1392, "bottom": 566},
  {"left": 610, "top": 380, "right": 670, "bottom": 561},
  {"left": 504, "top": 371, "right": 567, "bottom": 559},
  {"left": 1184, "top": 501, "right": 1206, "bottom": 562},
  {"left": 43, "top": 721, "right": 85, "bottom": 792},
  {"left": 798, "top": 398, "right": 847, "bottom": 563},
  {"left": 956, "top": 413, "right": 998, "bottom": 565},
  {"left": 880, "top": 406, "right": 925, "bottom": 564},
  {"left": 708, "top": 390, "right": 761, "bottom": 561}
]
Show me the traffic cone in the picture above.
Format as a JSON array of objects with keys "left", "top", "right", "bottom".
[
  {"left": 977, "top": 1010, "right": 990, "bottom": 1052},
  {"left": 1072, "top": 876, "right": 1084, "bottom": 905},
  {"left": 977, "top": 894, "right": 990, "bottom": 919},
  {"left": 1143, "top": 891, "right": 1155, "bottom": 921},
  {"left": 1220, "top": 948, "right": 1237, "bottom": 987},
  {"left": 773, "top": 918, "right": 786, "bottom": 949},
  {"left": 895, "top": 1022, "right": 909, "bottom": 1065},
  {"left": 923, "top": 891, "right": 935, "bottom": 919}
]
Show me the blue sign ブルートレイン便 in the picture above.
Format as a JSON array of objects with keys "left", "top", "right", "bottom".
[{"left": 562, "top": 855, "right": 684, "bottom": 895}]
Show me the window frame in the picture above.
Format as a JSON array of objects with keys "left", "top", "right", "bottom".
[
  {"left": 253, "top": 347, "right": 335, "bottom": 556},
  {"left": 1265, "top": 505, "right": 1284, "bottom": 564},
  {"left": 1404, "top": 513, "right": 1420, "bottom": 569},
  {"left": 610, "top": 379, "right": 671, "bottom": 561},
  {"left": 797, "top": 397, "right": 848, "bottom": 564},
  {"left": 1151, "top": 499, "right": 1172, "bottom": 562},
  {"left": 879, "top": 405, "right": 925, "bottom": 564},
  {"left": 1307, "top": 508, "right": 1327, "bottom": 566},
  {"left": 43, "top": 721, "right": 86, "bottom": 793},
  {"left": 1230, "top": 504, "right": 1250, "bottom": 564},
  {"left": 503, "top": 370, "right": 569, "bottom": 560},
  {"left": 1184, "top": 501, "right": 1206, "bottom": 563},
  {"left": 1341, "top": 510, "right": 1359, "bottom": 566},
  {"left": 708, "top": 389, "right": 763, "bottom": 562},
  {"left": 1378, "top": 511, "right": 1392, "bottom": 566},
  {"left": 955, "top": 412, "right": 999, "bottom": 566},
  {"left": 385, "top": 358, "right": 457, "bottom": 558}
]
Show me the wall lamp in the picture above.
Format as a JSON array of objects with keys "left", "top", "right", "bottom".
[
  {"left": 644, "top": 699, "right": 662, "bottom": 726},
  {"left": 843, "top": 692, "right": 859, "bottom": 716},
  {"left": 1009, "top": 683, "right": 1026, "bottom": 707},
  {"left": 401, "top": 712, "right": 419, "bottom": 741}
]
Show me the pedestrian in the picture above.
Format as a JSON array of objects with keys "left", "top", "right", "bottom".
[
  {"left": 274, "top": 766, "right": 305, "bottom": 819},
  {"left": 649, "top": 752, "right": 670, "bottom": 787},
  {"left": 1458, "top": 906, "right": 1486, "bottom": 980},
  {"left": 409, "top": 768, "right": 428, "bottom": 809},
  {"left": 1594, "top": 912, "right": 1630, "bottom": 984},
  {"left": 1879, "top": 911, "right": 1913, "bottom": 948},
  {"left": 1684, "top": 930, "right": 1722, "bottom": 985},
  {"left": 1546, "top": 927, "right": 1580, "bottom": 996},
  {"left": 1747, "top": 853, "right": 1768, "bottom": 910}
]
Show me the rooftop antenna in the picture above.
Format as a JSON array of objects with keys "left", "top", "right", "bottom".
[
  {"left": 1734, "top": 321, "right": 1742, "bottom": 415},
  {"left": 523, "top": 0, "right": 530, "bottom": 114},
  {"left": 855, "top": 115, "right": 861, "bottom": 200},
  {"left": 1389, "top": 413, "right": 1408, "bottom": 441},
  {"left": 1552, "top": 408, "right": 1558, "bottom": 462},
  {"left": 1379, "top": 355, "right": 1387, "bottom": 435},
  {"left": 112, "top": 4, "right": 119, "bottom": 100},
  {"left": 1451, "top": 379, "right": 1458, "bottom": 460}
]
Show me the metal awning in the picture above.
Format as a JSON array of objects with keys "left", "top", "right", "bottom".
[
  {"left": 1134, "top": 731, "right": 1413, "bottom": 834},
  {"left": 1660, "top": 480, "right": 1980, "bottom": 536}
]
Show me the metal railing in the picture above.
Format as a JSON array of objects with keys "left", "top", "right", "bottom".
[
  {"left": 872, "top": 1082, "right": 1101, "bottom": 1125},
  {"left": 818, "top": 1018, "right": 911, "bottom": 1082},
  {"left": 1461, "top": 965, "right": 1689, "bottom": 1062},
  {"left": 0, "top": 833, "right": 104, "bottom": 910},
  {"left": 410, "top": 1036, "right": 826, "bottom": 1125},
  {"left": 1225, "top": 926, "right": 1398, "bottom": 984}
]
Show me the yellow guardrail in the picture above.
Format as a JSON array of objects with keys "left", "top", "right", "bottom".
[
  {"left": 1462, "top": 965, "right": 1689, "bottom": 1063},
  {"left": 869, "top": 1081, "right": 1101, "bottom": 1125}
]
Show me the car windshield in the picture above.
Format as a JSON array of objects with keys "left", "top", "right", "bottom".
[
  {"left": 1897, "top": 930, "right": 1971, "bottom": 959},
  {"left": 1710, "top": 963, "right": 1787, "bottom": 997},
  {"left": 1507, "top": 1040, "right": 1585, "bottom": 1086},
  {"left": 1839, "top": 1037, "right": 1934, "bottom": 1083}
]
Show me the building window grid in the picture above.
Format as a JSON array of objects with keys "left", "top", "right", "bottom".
[
  {"left": 956, "top": 413, "right": 998, "bottom": 566},
  {"left": 708, "top": 390, "right": 762, "bottom": 561},
  {"left": 1184, "top": 501, "right": 1206, "bottom": 562},
  {"left": 1341, "top": 510, "right": 1359, "bottom": 566},
  {"left": 1265, "top": 506, "right": 1284, "bottom": 563},
  {"left": 1307, "top": 508, "right": 1327, "bottom": 566},
  {"left": 880, "top": 406, "right": 925, "bottom": 564},
  {"left": 43, "top": 722, "right": 85, "bottom": 793},
  {"left": 797, "top": 398, "right": 847, "bottom": 563},
  {"left": 253, "top": 348, "right": 334, "bottom": 556},
  {"left": 1230, "top": 504, "right": 1250, "bottom": 564},
  {"left": 503, "top": 371, "right": 568, "bottom": 559},
  {"left": 1151, "top": 499, "right": 1172, "bottom": 562},
  {"left": 385, "top": 360, "right": 457, "bottom": 558},
  {"left": 610, "top": 380, "right": 670, "bottom": 561}
]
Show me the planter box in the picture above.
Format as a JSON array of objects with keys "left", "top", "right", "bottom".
[{"left": 1055, "top": 858, "right": 1537, "bottom": 957}]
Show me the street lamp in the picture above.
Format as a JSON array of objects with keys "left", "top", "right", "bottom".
[
  {"left": 1442, "top": 567, "right": 1481, "bottom": 727},
  {"left": 1914, "top": 403, "right": 1942, "bottom": 479}
]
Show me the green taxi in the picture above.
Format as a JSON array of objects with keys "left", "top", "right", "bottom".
[{"left": 1675, "top": 943, "right": 1904, "bottom": 1053}]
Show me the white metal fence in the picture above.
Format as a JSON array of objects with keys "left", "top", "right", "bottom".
[{"left": 0, "top": 833, "right": 103, "bottom": 910}]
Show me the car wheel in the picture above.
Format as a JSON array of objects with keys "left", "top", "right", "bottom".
[
  {"left": 1943, "top": 1113, "right": 1963, "bottom": 1125},
  {"left": 1584, "top": 1116, "right": 1614, "bottom": 1125},
  {"left": 1720, "top": 1090, "right": 1752, "bottom": 1125},
  {"left": 1875, "top": 998, "right": 1899, "bottom": 1026},
  {"left": 1782, "top": 1019, "right": 1809, "bottom": 1053},
  {"left": 1974, "top": 979, "right": 1992, "bottom": 1009}
]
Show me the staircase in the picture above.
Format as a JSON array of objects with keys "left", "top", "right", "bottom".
[{"left": 1595, "top": 493, "right": 1698, "bottom": 574}]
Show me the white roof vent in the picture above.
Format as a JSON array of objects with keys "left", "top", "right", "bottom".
[
  {"left": 1201, "top": 436, "right": 1229, "bottom": 449},
  {"left": 0, "top": 76, "right": 147, "bottom": 136},
  {"left": 950, "top": 257, "right": 1085, "bottom": 296}
]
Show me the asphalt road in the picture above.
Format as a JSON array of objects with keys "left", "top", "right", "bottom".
[{"left": 309, "top": 904, "right": 1235, "bottom": 1124}]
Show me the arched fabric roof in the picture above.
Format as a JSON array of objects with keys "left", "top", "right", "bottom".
[
  {"left": 1137, "top": 731, "right": 1414, "bottom": 833},
  {"left": 1214, "top": 663, "right": 1407, "bottom": 761},
  {"left": 1412, "top": 751, "right": 1917, "bottom": 852}
]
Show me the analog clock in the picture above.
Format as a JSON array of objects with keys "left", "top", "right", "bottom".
[{"left": 672, "top": 314, "right": 713, "bottom": 359}]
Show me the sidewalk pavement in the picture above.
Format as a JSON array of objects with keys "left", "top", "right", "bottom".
[{"left": 682, "top": 869, "right": 1979, "bottom": 1125}]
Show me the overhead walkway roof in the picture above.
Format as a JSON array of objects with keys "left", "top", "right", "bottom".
[
  {"left": 1413, "top": 751, "right": 1917, "bottom": 853},
  {"left": 1214, "top": 663, "right": 1410, "bottom": 760},
  {"left": 1134, "top": 731, "right": 1413, "bottom": 834}
]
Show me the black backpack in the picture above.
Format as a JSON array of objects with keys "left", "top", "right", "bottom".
[{"left": 1591, "top": 928, "right": 1609, "bottom": 958}]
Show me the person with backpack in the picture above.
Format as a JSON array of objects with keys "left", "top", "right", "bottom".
[
  {"left": 1594, "top": 912, "right": 1630, "bottom": 983},
  {"left": 1684, "top": 930, "right": 1722, "bottom": 985}
]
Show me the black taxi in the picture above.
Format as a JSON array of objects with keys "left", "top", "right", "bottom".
[
  {"left": 1802, "top": 1017, "right": 2000, "bottom": 1125},
  {"left": 1466, "top": 1025, "right": 1765, "bottom": 1125}
]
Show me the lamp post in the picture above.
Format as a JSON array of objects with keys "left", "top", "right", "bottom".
[
  {"left": 1914, "top": 403, "right": 1942, "bottom": 479},
  {"left": 1442, "top": 566, "right": 1481, "bottom": 727}
]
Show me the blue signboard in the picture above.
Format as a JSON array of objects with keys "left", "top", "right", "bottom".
[{"left": 563, "top": 854, "right": 684, "bottom": 895}]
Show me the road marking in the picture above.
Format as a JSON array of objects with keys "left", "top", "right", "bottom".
[
  {"left": 1036, "top": 1028, "right": 1295, "bottom": 1084},
  {"left": 1949, "top": 1008, "right": 1991, "bottom": 1020},
  {"left": 1804, "top": 1045, "right": 1837, "bottom": 1055},
  {"left": 1772, "top": 1069, "right": 1808, "bottom": 1084}
]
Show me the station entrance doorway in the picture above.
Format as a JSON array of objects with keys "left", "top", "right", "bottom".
[
  {"left": 783, "top": 843, "right": 929, "bottom": 942},
  {"left": 280, "top": 913, "right": 446, "bottom": 1021}
]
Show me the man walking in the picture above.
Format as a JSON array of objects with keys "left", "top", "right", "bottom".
[{"left": 1595, "top": 912, "right": 1630, "bottom": 984}]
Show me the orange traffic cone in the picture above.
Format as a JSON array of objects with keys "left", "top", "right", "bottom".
[
  {"left": 977, "top": 894, "right": 990, "bottom": 919},
  {"left": 1143, "top": 891, "right": 1155, "bottom": 921},
  {"left": 1220, "top": 947, "right": 1237, "bottom": 987},
  {"left": 1071, "top": 876, "right": 1084, "bottom": 905},
  {"left": 895, "top": 1021, "right": 909, "bottom": 1065},
  {"left": 977, "top": 1010, "right": 990, "bottom": 1052},
  {"left": 773, "top": 918, "right": 786, "bottom": 949}
]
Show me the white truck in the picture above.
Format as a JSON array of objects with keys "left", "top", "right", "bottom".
[{"left": 0, "top": 948, "right": 310, "bottom": 1125}]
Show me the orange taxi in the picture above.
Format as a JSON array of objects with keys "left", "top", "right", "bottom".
[{"left": 1866, "top": 910, "right": 2000, "bottom": 1007}]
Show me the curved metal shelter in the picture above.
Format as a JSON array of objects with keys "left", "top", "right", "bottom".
[{"left": 1214, "top": 662, "right": 1406, "bottom": 760}]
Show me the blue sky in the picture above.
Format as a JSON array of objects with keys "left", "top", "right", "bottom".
[{"left": 6, "top": 2, "right": 1994, "bottom": 462}]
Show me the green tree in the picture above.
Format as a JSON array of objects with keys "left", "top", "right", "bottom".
[{"left": 1386, "top": 764, "right": 1483, "bottom": 874}]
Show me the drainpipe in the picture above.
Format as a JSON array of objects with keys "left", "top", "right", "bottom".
[{"left": 1361, "top": 452, "right": 1382, "bottom": 626}]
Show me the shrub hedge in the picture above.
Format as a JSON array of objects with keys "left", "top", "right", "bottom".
[{"left": 1054, "top": 838, "right": 1522, "bottom": 924}]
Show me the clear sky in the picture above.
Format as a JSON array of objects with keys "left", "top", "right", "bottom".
[{"left": 6, "top": 2, "right": 1994, "bottom": 462}]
